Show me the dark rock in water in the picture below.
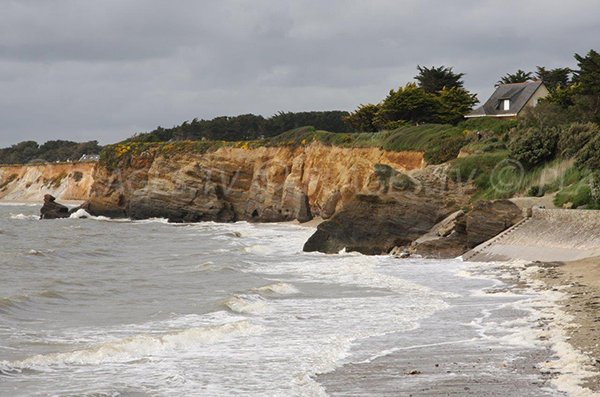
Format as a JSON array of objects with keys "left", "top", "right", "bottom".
[
  {"left": 77, "top": 199, "right": 127, "bottom": 219},
  {"left": 408, "top": 200, "right": 523, "bottom": 258},
  {"left": 303, "top": 194, "right": 447, "bottom": 255},
  {"left": 296, "top": 192, "right": 313, "bottom": 223},
  {"left": 40, "top": 194, "right": 70, "bottom": 219}
]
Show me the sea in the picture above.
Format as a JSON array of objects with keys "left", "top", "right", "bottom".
[{"left": 0, "top": 203, "right": 578, "bottom": 396}]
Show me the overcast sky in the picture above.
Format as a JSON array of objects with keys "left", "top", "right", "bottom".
[{"left": 1, "top": 0, "right": 599, "bottom": 147}]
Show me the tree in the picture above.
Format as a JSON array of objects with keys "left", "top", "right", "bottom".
[
  {"left": 415, "top": 65, "right": 464, "bottom": 94},
  {"left": 436, "top": 87, "right": 479, "bottom": 125},
  {"left": 344, "top": 104, "right": 380, "bottom": 132},
  {"left": 535, "top": 66, "right": 571, "bottom": 92},
  {"left": 375, "top": 83, "right": 440, "bottom": 127},
  {"left": 572, "top": 49, "right": 600, "bottom": 122},
  {"left": 509, "top": 127, "right": 559, "bottom": 169},
  {"left": 497, "top": 69, "right": 532, "bottom": 85},
  {"left": 573, "top": 49, "right": 600, "bottom": 96}
]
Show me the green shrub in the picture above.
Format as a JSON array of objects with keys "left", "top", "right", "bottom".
[
  {"left": 374, "top": 163, "right": 393, "bottom": 181},
  {"left": 424, "top": 134, "right": 467, "bottom": 164},
  {"left": 576, "top": 133, "right": 600, "bottom": 169},
  {"left": 448, "top": 152, "right": 508, "bottom": 189},
  {"left": 509, "top": 127, "right": 559, "bottom": 169},
  {"left": 72, "top": 171, "right": 83, "bottom": 182},
  {"left": 554, "top": 179, "right": 593, "bottom": 208},
  {"left": 527, "top": 185, "right": 545, "bottom": 197},
  {"left": 390, "top": 173, "right": 415, "bottom": 191},
  {"left": 558, "top": 122, "right": 599, "bottom": 158},
  {"left": 459, "top": 118, "right": 517, "bottom": 134}
]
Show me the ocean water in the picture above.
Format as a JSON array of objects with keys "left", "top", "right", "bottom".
[{"left": 0, "top": 204, "right": 568, "bottom": 396}]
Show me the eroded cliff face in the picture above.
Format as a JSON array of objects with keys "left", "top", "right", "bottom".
[
  {"left": 0, "top": 162, "right": 96, "bottom": 202},
  {"left": 83, "top": 143, "right": 426, "bottom": 222}
]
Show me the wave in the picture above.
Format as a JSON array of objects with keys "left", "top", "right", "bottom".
[
  {"left": 254, "top": 282, "right": 299, "bottom": 296},
  {"left": 9, "top": 213, "right": 40, "bottom": 220},
  {"left": 223, "top": 294, "right": 271, "bottom": 315},
  {"left": 0, "top": 320, "right": 257, "bottom": 371},
  {"left": 69, "top": 209, "right": 111, "bottom": 221},
  {"left": 0, "top": 295, "right": 29, "bottom": 314},
  {"left": 243, "top": 244, "right": 274, "bottom": 255},
  {"left": 0, "top": 202, "right": 39, "bottom": 207},
  {"left": 0, "top": 289, "right": 68, "bottom": 314}
]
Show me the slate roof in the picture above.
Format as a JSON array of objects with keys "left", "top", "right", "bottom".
[{"left": 467, "top": 80, "right": 546, "bottom": 117}]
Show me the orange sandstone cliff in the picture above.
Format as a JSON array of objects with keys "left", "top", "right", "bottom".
[{"left": 82, "top": 142, "right": 429, "bottom": 222}]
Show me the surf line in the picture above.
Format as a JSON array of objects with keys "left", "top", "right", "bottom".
[{"left": 356, "top": 338, "right": 478, "bottom": 364}]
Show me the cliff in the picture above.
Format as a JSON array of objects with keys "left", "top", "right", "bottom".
[
  {"left": 0, "top": 162, "right": 96, "bottom": 202},
  {"left": 82, "top": 142, "right": 426, "bottom": 222}
]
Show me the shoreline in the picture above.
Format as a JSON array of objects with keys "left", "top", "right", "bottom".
[
  {"left": 534, "top": 258, "right": 600, "bottom": 393},
  {"left": 0, "top": 200, "right": 84, "bottom": 206},
  {"left": 4, "top": 200, "right": 600, "bottom": 394}
]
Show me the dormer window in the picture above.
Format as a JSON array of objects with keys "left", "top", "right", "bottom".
[{"left": 502, "top": 99, "right": 510, "bottom": 111}]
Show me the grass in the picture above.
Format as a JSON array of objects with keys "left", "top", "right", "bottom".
[
  {"left": 100, "top": 124, "right": 469, "bottom": 169},
  {"left": 459, "top": 118, "right": 517, "bottom": 134},
  {"left": 266, "top": 124, "right": 466, "bottom": 164},
  {"left": 448, "top": 153, "right": 575, "bottom": 201},
  {"left": 554, "top": 177, "right": 593, "bottom": 208}
]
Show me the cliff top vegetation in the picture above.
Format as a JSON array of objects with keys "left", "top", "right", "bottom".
[{"left": 0, "top": 140, "right": 102, "bottom": 165}]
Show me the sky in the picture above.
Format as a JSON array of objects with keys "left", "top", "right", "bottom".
[{"left": 1, "top": 0, "right": 599, "bottom": 147}]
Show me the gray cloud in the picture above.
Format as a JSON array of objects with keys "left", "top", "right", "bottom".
[{"left": 1, "top": 0, "right": 599, "bottom": 147}]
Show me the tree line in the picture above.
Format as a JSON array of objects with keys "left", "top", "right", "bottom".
[
  {"left": 126, "top": 111, "right": 353, "bottom": 142},
  {"left": 0, "top": 140, "right": 102, "bottom": 165}
]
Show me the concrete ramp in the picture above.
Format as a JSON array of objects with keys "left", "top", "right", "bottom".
[{"left": 463, "top": 208, "right": 600, "bottom": 262}]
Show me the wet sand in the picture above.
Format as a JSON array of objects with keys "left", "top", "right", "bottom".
[
  {"left": 536, "top": 258, "right": 600, "bottom": 393},
  {"left": 317, "top": 261, "right": 561, "bottom": 396}
]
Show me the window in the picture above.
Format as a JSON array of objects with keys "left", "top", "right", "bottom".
[{"left": 503, "top": 99, "right": 510, "bottom": 111}]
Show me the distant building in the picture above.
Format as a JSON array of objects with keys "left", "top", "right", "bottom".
[
  {"left": 466, "top": 80, "right": 549, "bottom": 119},
  {"left": 79, "top": 154, "right": 100, "bottom": 162}
]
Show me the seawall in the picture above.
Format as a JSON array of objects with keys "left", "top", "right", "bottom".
[
  {"left": 0, "top": 162, "right": 96, "bottom": 202},
  {"left": 464, "top": 208, "right": 600, "bottom": 262}
]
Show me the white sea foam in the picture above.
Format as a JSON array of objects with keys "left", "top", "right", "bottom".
[
  {"left": 0, "top": 202, "right": 39, "bottom": 207},
  {"left": 254, "top": 282, "right": 299, "bottom": 296},
  {"left": 0, "top": 320, "right": 258, "bottom": 370},
  {"left": 224, "top": 294, "right": 271, "bottom": 315},
  {"left": 69, "top": 209, "right": 111, "bottom": 221},
  {"left": 462, "top": 259, "right": 599, "bottom": 396},
  {"left": 10, "top": 213, "right": 39, "bottom": 220}
]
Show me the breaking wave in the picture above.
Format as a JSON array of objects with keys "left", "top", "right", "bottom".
[
  {"left": 0, "top": 320, "right": 258, "bottom": 371},
  {"left": 224, "top": 294, "right": 271, "bottom": 315},
  {"left": 254, "top": 282, "right": 299, "bottom": 296}
]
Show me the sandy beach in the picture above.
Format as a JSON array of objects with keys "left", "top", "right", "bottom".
[{"left": 536, "top": 258, "right": 600, "bottom": 393}]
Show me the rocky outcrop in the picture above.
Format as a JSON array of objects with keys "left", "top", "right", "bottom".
[
  {"left": 303, "top": 195, "right": 448, "bottom": 254},
  {"left": 408, "top": 200, "right": 524, "bottom": 258},
  {"left": 0, "top": 162, "right": 96, "bottom": 202},
  {"left": 82, "top": 143, "right": 425, "bottom": 222},
  {"left": 303, "top": 165, "right": 474, "bottom": 255},
  {"left": 407, "top": 210, "right": 468, "bottom": 258},
  {"left": 40, "top": 194, "right": 71, "bottom": 219}
]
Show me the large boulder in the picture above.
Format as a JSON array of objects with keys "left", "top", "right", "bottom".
[
  {"left": 408, "top": 199, "right": 523, "bottom": 258},
  {"left": 40, "top": 194, "right": 70, "bottom": 219},
  {"left": 408, "top": 210, "right": 468, "bottom": 258},
  {"left": 303, "top": 194, "right": 448, "bottom": 255},
  {"left": 466, "top": 199, "right": 523, "bottom": 247}
]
